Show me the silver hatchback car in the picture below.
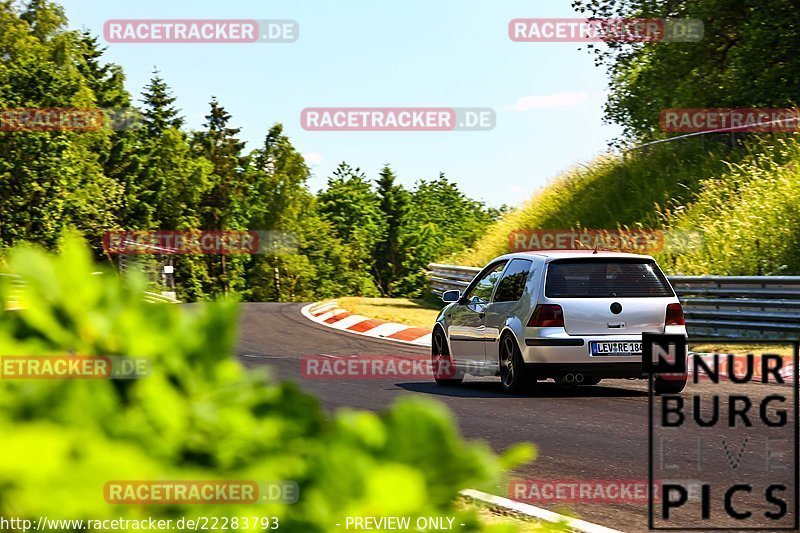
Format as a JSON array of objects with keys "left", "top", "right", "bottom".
[{"left": 432, "top": 251, "right": 688, "bottom": 394}]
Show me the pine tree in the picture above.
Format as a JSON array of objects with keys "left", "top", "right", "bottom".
[
  {"left": 374, "top": 165, "right": 409, "bottom": 296},
  {"left": 192, "top": 97, "right": 248, "bottom": 296},
  {"left": 140, "top": 70, "right": 184, "bottom": 137}
]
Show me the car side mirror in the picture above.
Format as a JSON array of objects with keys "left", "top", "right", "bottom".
[{"left": 441, "top": 290, "right": 460, "bottom": 303}]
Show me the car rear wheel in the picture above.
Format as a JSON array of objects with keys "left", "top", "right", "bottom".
[
  {"left": 653, "top": 374, "right": 687, "bottom": 394},
  {"left": 499, "top": 334, "right": 529, "bottom": 394},
  {"left": 432, "top": 329, "right": 463, "bottom": 386}
]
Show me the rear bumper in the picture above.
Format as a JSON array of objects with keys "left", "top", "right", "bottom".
[
  {"left": 520, "top": 327, "right": 687, "bottom": 366},
  {"left": 521, "top": 332, "right": 645, "bottom": 365},
  {"left": 520, "top": 326, "right": 687, "bottom": 362}
]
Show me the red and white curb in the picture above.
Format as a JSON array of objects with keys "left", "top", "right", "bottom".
[{"left": 301, "top": 301, "right": 432, "bottom": 347}]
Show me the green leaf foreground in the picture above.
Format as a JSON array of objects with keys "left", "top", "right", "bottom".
[{"left": 0, "top": 235, "right": 537, "bottom": 532}]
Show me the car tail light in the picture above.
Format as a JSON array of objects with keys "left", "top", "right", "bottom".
[
  {"left": 666, "top": 303, "right": 685, "bottom": 326},
  {"left": 527, "top": 304, "right": 564, "bottom": 327}
]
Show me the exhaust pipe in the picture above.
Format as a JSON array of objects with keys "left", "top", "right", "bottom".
[
  {"left": 574, "top": 373, "right": 584, "bottom": 383},
  {"left": 563, "top": 373, "right": 575, "bottom": 383}
]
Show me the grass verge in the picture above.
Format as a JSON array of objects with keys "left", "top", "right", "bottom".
[{"left": 333, "top": 296, "right": 442, "bottom": 328}]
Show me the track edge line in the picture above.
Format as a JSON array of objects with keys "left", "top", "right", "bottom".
[{"left": 459, "top": 488, "right": 625, "bottom": 533}]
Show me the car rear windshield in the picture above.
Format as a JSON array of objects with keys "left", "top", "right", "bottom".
[{"left": 545, "top": 258, "right": 674, "bottom": 298}]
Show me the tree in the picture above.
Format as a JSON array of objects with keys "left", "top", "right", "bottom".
[
  {"left": 245, "top": 124, "right": 311, "bottom": 231},
  {"left": 572, "top": 0, "right": 800, "bottom": 142},
  {"left": 140, "top": 70, "right": 184, "bottom": 137},
  {"left": 396, "top": 174, "right": 498, "bottom": 296},
  {"left": 374, "top": 165, "right": 409, "bottom": 296},
  {"left": 0, "top": 0, "right": 123, "bottom": 249},
  {"left": 317, "top": 163, "right": 387, "bottom": 296},
  {"left": 244, "top": 124, "right": 316, "bottom": 302},
  {"left": 192, "top": 98, "right": 249, "bottom": 296},
  {"left": 135, "top": 73, "right": 209, "bottom": 229}
]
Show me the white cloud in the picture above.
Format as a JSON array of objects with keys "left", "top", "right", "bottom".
[
  {"left": 504, "top": 91, "right": 588, "bottom": 112},
  {"left": 303, "top": 152, "right": 323, "bottom": 164}
]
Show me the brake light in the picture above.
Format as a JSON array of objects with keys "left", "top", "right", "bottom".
[
  {"left": 527, "top": 304, "right": 565, "bottom": 327},
  {"left": 666, "top": 303, "right": 685, "bottom": 326}
]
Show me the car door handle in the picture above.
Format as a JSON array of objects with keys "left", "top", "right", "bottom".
[{"left": 478, "top": 311, "right": 486, "bottom": 318}]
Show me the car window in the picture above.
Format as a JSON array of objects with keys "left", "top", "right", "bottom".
[
  {"left": 464, "top": 262, "right": 507, "bottom": 303},
  {"left": 545, "top": 258, "right": 673, "bottom": 298},
  {"left": 493, "top": 259, "right": 532, "bottom": 302}
]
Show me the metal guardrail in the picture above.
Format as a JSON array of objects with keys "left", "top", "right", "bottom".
[
  {"left": 428, "top": 263, "right": 480, "bottom": 294},
  {"left": 0, "top": 273, "right": 27, "bottom": 310},
  {"left": 143, "top": 291, "right": 180, "bottom": 304},
  {"left": 428, "top": 263, "right": 800, "bottom": 340},
  {"left": 1, "top": 273, "right": 180, "bottom": 308}
]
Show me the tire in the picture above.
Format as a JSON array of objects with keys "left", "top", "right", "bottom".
[
  {"left": 432, "top": 328, "right": 463, "bottom": 386},
  {"left": 653, "top": 374, "right": 687, "bottom": 394},
  {"left": 499, "top": 334, "right": 529, "bottom": 394}
]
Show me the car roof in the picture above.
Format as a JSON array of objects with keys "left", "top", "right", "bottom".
[{"left": 494, "top": 250, "right": 656, "bottom": 262}]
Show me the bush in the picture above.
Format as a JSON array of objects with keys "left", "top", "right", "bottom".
[
  {"left": 457, "top": 134, "right": 800, "bottom": 277},
  {"left": 0, "top": 235, "right": 534, "bottom": 532}
]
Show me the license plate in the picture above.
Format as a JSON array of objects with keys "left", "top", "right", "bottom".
[{"left": 591, "top": 341, "right": 642, "bottom": 356}]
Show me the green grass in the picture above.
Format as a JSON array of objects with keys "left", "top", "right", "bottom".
[
  {"left": 656, "top": 139, "right": 800, "bottom": 275},
  {"left": 454, "top": 134, "right": 800, "bottom": 276},
  {"left": 332, "top": 296, "right": 443, "bottom": 328}
]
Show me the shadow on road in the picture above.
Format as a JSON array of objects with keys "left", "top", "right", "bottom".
[{"left": 396, "top": 380, "right": 649, "bottom": 398}]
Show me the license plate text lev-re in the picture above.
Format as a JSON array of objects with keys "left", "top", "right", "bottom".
[{"left": 591, "top": 341, "right": 642, "bottom": 355}]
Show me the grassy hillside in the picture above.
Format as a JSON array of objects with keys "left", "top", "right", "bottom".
[
  {"left": 659, "top": 139, "right": 800, "bottom": 275},
  {"left": 454, "top": 135, "right": 800, "bottom": 276}
]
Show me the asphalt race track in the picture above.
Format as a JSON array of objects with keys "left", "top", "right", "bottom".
[{"left": 236, "top": 303, "right": 797, "bottom": 532}]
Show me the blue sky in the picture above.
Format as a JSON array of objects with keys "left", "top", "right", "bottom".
[{"left": 59, "top": 0, "right": 621, "bottom": 207}]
